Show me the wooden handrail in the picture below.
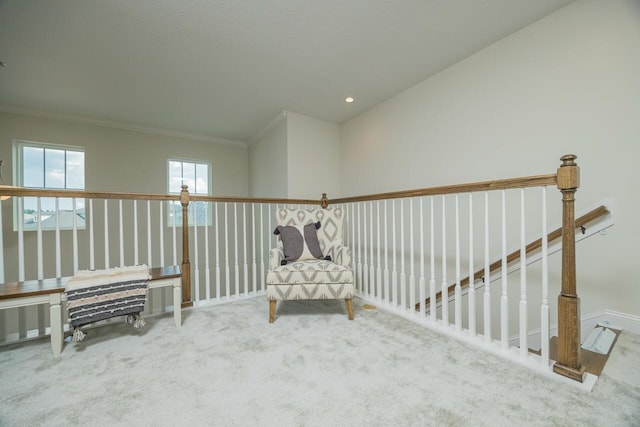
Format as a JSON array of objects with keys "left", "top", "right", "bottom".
[
  {"left": 415, "top": 204, "right": 608, "bottom": 310},
  {"left": 330, "top": 174, "right": 558, "bottom": 204}
]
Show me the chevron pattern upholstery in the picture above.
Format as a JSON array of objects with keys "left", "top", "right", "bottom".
[{"left": 267, "top": 208, "right": 354, "bottom": 323}]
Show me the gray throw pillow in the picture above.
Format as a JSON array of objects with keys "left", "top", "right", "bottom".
[{"left": 274, "top": 222, "right": 324, "bottom": 264}]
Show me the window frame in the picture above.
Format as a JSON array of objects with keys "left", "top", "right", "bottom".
[{"left": 12, "top": 140, "right": 86, "bottom": 232}]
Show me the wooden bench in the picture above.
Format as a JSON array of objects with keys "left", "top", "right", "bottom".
[{"left": 0, "top": 266, "right": 182, "bottom": 357}]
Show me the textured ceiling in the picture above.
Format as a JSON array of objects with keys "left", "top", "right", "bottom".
[{"left": 0, "top": 0, "right": 574, "bottom": 143}]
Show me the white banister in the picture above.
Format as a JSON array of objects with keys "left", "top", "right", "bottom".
[
  {"left": 105, "top": 199, "right": 111, "bottom": 268},
  {"left": 419, "top": 198, "right": 426, "bottom": 318},
  {"left": 376, "top": 201, "right": 382, "bottom": 301},
  {"left": 501, "top": 190, "right": 509, "bottom": 349},
  {"left": 243, "top": 203, "right": 249, "bottom": 296},
  {"left": 400, "top": 199, "right": 406, "bottom": 310},
  {"left": 159, "top": 201, "right": 165, "bottom": 268},
  {"left": 429, "top": 197, "right": 436, "bottom": 323},
  {"left": 409, "top": 198, "right": 416, "bottom": 313},
  {"left": 441, "top": 195, "right": 448, "bottom": 327},
  {"left": 454, "top": 194, "right": 462, "bottom": 331},
  {"left": 234, "top": 203, "right": 239, "bottom": 297},
  {"left": 362, "top": 202, "right": 369, "bottom": 296},
  {"left": 172, "top": 200, "right": 177, "bottom": 266},
  {"left": 146, "top": 200, "right": 151, "bottom": 268},
  {"left": 119, "top": 200, "right": 124, "bottom": 267},
  {"left": 252, "top": 203, "right": 257, "bottom": 294},
  {"left": 0, "top": 202, "right": 3, "bottom": 283},
  {"left": 224, "top": 203, "right": 230, "bottom": 300},
  {"left": 468, "top": 193, "right": 475, "bottom": 337},
  {"left": 37, "top": 197, "right": 43, "bottom": 280},
  {"left": 519, "top": 188, "right": 528, "bottom": 358},
  {"left": 384, "top": 200, "right": 390, "bottom": 305},
  {"left": 216, "top": 202, "right": 221, "bottom": 300},
  {"left": 369, "top": 201, "right": 375, "bottom": 299},
  {"left": 351, "top": 203, "right": 357, "bottom": 294},
  {"left": 90, "top": 199, "right": 96, "bottom": 270},
  {"left": 72, "top": 198, "right": 78, "bottom": 274},
  {"left": 391, "top": 200, "right": 397, "bottom": 307},
  {"left": 483, "top": 192, "right": 491, "bottom": 342},
  {"left": 260, "top": 203, "right": 265, "bottom": 293},
  {"left": 193, "top": 203, "right": 200, "bottom": 303},
  {"left": 55, "top": 198, "right": 61, "bottom": 278},
  {"left": 18, "top": 197, "right": 24, "bottom": 281},
  {"left": 540, "top": 186, "right": 550, "bottom": 368},
  {"left": 205, "top": 202, "right": 211, "bottom": 301}
]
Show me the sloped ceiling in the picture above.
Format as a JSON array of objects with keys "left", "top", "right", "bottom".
[{"left": 0, "top": 0, "right": 574, "bottom": 143}]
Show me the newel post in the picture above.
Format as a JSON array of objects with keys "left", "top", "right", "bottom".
[
  {"left": 321, "top": 193, "right": 329, "bottom": 209},
  {"left": 553, "top": 154, "right": 585, "bottom": 382},
  {"left": 180, "top": 185, "right": 192, "bottom": 307}
]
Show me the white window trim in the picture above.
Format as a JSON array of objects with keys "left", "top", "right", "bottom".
[{"left": 166, "top": 157, "right": 212, "bottom": 227}]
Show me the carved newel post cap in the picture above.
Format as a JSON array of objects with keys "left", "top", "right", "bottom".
[
  {"left": 560, "top": 154, "right": 577, "bottom": 166},
  {"left": 320, "top": 193, "right": 329, "bottom": 209}
]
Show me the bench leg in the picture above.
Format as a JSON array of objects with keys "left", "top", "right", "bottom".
[
  {"left": 345, "top": 298, "right": 354, "bottom": 320},
  {"left": 269, "top": 300, "right": 276, "bottom": 323},
  {"left": 173, "top": 283, "right": 182, "bottom": 328},
  {"left": 49, "top": 294, "right": 63, "bottom": 357}
]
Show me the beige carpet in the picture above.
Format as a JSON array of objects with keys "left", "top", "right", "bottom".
[{"left": 1, "top": 297, "right": 639, "bottom": 426}]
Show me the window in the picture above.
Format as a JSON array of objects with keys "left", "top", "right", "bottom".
[
  {"left": 167, "top": 159, "right": 211, "bottom": 226},
  {"left": 13, "top": 140, "right": 85, "bottom": 231}
]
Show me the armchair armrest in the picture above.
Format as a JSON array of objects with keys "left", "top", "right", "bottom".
[
  {"left": 329, "top": 244, "right": 352, "bottom": 268},
  {"left": 269, "top": 248, "right": 284, "bottom": 270}
]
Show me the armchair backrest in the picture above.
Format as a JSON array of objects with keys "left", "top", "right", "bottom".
[{"left": 275, "top": 208, "right": 345, "bottom": 254}]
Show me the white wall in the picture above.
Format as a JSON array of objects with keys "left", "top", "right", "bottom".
[
  {"left": 287, "top": 111, "right": 341, "bottom": 199},
  {"left": 248, "top": 112, "right": 288, "bottom": 198},
  {"left": 340, "top": 0, "right": 640, "bottom": 317}
]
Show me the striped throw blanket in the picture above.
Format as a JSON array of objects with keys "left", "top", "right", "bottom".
[{"left": 66, "top": 265, "right": 150, "bottom": 341}]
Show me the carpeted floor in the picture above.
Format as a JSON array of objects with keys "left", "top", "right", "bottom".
[{"left": 1, "top": 297, "right": 639, "bottom": 426}]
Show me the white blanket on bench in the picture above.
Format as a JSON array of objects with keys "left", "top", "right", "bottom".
[{"left": 66, "top": 265, "right": 150, "bottom": 334}]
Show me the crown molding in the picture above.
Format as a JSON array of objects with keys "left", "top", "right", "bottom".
[
  {"left": 0, "top": 104, "right": 248, "bottom": 148},
  {"left": 249, "top": 110, "right": 288, "bottom": 145}
]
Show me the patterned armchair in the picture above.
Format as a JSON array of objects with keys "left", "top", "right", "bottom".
[{"left": 266, "top": 208, "right": 354, "bottom": 323}]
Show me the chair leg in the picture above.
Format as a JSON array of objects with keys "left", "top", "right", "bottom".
[
  {"left": 269, "top": 300, "right": 276, "bottom": 323},
  {"left": 345, "top": 298, "right": 354, "bottom": 320}
]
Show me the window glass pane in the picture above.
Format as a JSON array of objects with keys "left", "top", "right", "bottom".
[
  {"left": 23, "top": 146, "right": 44, "bottom": 187},
  {"left": 182, "top": 162, "right": 196, "bottom": 192},
  {"left": 66, "top": 151, "right": 84, "bottom": 189},
  {"left": 168, "top": 161, "right": 182, "bottom": 193},
  {"left": 195, "top": 163, "right": 208, "bottom": 194},
  {"left": 45, "top": 148, "right": 65, "bottom": 188}
]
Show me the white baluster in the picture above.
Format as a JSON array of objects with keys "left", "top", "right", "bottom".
[
  {"left": 234, "top": 203, "right": 240, "bottom": 297},
  {"left": 357, "top": 202, "right": 362, "bottom": 294},
  {"left": 384, "top": 200, "right": 390, "bottom": 306},
  {"left": 519, "top": 188, "right": 528, "bottom": 358},
  {"left": 37, "top": 197, "right": 43, "bottom": 279},
  {"left": 392, "top": 200, "right": 397, "bottom": 307},
  {"left": 105, "top": 199, "right": 110, "bottom": 268},
  {"left": 351, "top": 203, "right": 357, "bottom": 293},
  {"left": 205, "top": 202, "right": 211, "bottom": 301},
  {"left": 455, "top": 194, "right": 462, "bottom": 332},
  {"left": 146, "top": 200, "right": 151, "bottom": 267},
  {"left": 172, "top": 200, "right": 177, "bottom": 266},
  {"left": 252, "top": 203, "right": 257, "bottom": 294},
  {"left": 243, "top": 203, "right": 248, "bottom": 296},
  {"left": 55, "top": 198, "right": 61, "bottom": 278},
  {"left": 225, "top": 203, "right": 230, "bottom": 299},
  {"left": 400, "top": 199, "right": 406, "bottom": 310},
  {"left": 409, "top": 198, "right": 416, "bottom": 314},
  {"left": 362, "top": 202, "right": 368, "bottom": 296},
  {"left": 429, "top": 197, "right": 436, "bottom": 323},
  {"left": 468, "top": 194, "right": 475, "bottom": 337},
  {"left": 501, "top": 190, "right": 509, "bottom": 349},
  {"left": 0, "top": 201, "right": 4, "bottom": 282},
  {"left": 119, "top": 200, "right": 124, "bottom": 267},
  {"left": 376, "top": 201, "right": 382, "bottom": 300},
  {"left": 540, "top": 186, "right": 550, "bottom": 368},
  {"left": 441, "top": 195, "right": 448, "bottom": 327},
  {"left": 72, "top": 198, "right": 78, "bottom": 274},
  {"left": 419, "top": 198, "right": 426, "bottom": 317},
  {"left": 260, "top": 203, "right": 264, "bottom": 293},
  {"left": 159, "top": 201, "right": 165, "bottom": 267},
  {"left": 18, "top": 197, "right": 24, "bottom": 281},
  {"left": 369, "top": 201, "right": 375, "bottom": 298},
  {"left": 484, "top": 192, "right": 491, "bottom": 342},
  {"left": 216, "top": 203, "right": 221, "bottom": 300},
  {"left": 90, "top": 199, "right": 96, "bottom": 270},
  {"left": 193, "top": 203, "right": 200, "bottom": 303}
]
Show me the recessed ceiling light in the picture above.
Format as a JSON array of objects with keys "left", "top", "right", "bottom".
[{"left": 345, "top": 97, "right": 354, "bottom": 103}]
